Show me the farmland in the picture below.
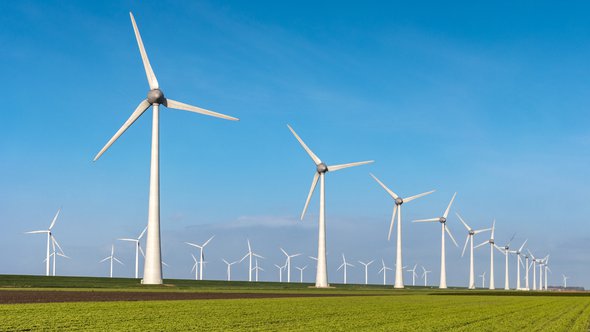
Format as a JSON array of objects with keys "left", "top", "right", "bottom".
[{"left": 1, "top": 275, "right": 589, "bottom": 331}]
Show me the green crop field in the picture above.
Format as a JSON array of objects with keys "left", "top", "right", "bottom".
[{"left": 1, "top": 275, "right": 590, "bottom": 331}]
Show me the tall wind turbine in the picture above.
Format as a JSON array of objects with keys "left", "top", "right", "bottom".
[
  {"left": 100, "top": 245, "right": 124, "bottom": 278},
  {"left": 222, "top": 259, "right": 238, "bottom": 281},
  {"left": 370, "top": 173, "right": 434, "bottom": 289},
  {"left": 421, "top": 266, "right": 431, "bottom": 286},
  {"left": 240, "top": 239, "right": 264, "bottom": 282},
  {"left": 26, "top": 208, "right": 61, "bottom": 276},
  {"left": 456, "top": 213, "right": 491, "bottom": 289},
  {"left": 479, "top": 271, "right": 486, "bottom": 288},
  {"left": 337, "top": 254, "right": 354, "bottom": 284},
  {"left": 185, "top": 236, "right": 214, "bottom": 280},
  {"left": 190, "top": 254, "right": 199, "bottom": 280},
  {"left": 378, "top": 259, "right": 392, "bottom": 285},
  {"left": 280, "top": 248, "right": 301, "bottom": 283},
  {"left": 524, "top": 251, "right": 531, "bottom": 290},
  {"left": 562, "top": 274, "right": 569, "bottom": 288},
  {"left": 358, "top": 260, "right": 374, "bottom": 285},
  {"left": 407, "top": 264, "right": 418, "bottom": 286},
  {"left": 296, "top": 266, "right": 307, "bottom": 283},
  {"left": 529, "top": 250, "right": 537, "bottom": 291},
  {"left": 538, "top": 256, "right": 544, "bottom": 291},
  {"left": 274, "top": 263, "right": 286, "bottom": 282},
  {"left": 288, "top": 125, "right": 373, "bottom": 288},
  {"left": 413, "top": 193, "right": 459, "bottom": 289},
  {"left": 118, "top": 226, "right": 147, "bottom": 279},
  {"left": 253, "top": 259, "right": 264, "bottom": 282},
  {"left": 47, "top": 236, "right": 69, "bottom": 276},
  {"left": 474, "top": 220, "right": 496, "bottom": 289},
  {"left": 495, "top": 234, "right": 515, "bottom": 290},
  {"left": 510, "top": 239, "right": 527, "bottom": 290},
  {"left": 93, "top": 13, "right": 238, "bottom": 285}
]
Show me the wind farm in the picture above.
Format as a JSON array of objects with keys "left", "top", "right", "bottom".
[{"left": 2, "top": 2, "right": 590, "bottom": 331}]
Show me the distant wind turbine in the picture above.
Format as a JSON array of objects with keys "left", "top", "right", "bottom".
[
  {"left": 495, "top": 234, "right": 515, "bottom": 290},
  {"left": 378, "top": 259, "right": 392, "bottom": 286},
  {"left": 407, "top": 264, "right": 418, "bottom": 286},
  {"left": 337, "top": 254, "right": 354, "bottom": 284},
  {"left": 479, "top": 271, "right": 486, "bottom": 288},
  {"left": 370, "top": 173, "right": 434, "bottom": 289},
  {"left": 190, "top": 254, "right": 199, "bottom": 280},
  {"left": 562, "top": 274, "right": 569, "bottom": 288},
  {"left": 280, "top": 248, "right": 301, "bottom": 283},
  {"left": 26, "top": 208, "right": 61, "bottom": 276},
  {"left": 288, "top": 125, "right": 373, "bottom": 288},
  {"left": 241, "top": 239, "right": 264, "bottom": 282},
  {"left": 222, "top": 259, "right": 239, "bottom": 281},
  {"left": 100, "top": 245, "right": 123, "bottom": 278},
  {"left": 253, "top": 259, "right": 264, "bottom": 282},
  {"left": 421, "top": 266, "right": 431, "bottom": 286},
  {"left": 474, "top": 220, "right": 496, "bottom": 289},
  {"left": 295, "top": 266, "right": 307, "bottom": 283},
  {"left": 274, "top": 263, "right": 286, "bottom": 282},
  {"left": 358, "top": 260, "right": 374, "bottom": 285},
  {"left": 185, "top": 235, "right": 214, "bottom": 280},
  {"left": 456, "top": 213, "right": 491, "bottom": 289},
  {"left": 92, "top": 12, "right": 238, "bottom": 285},
  {"left": 118, "top": 226, "right": 147, "bottom": 279},
  {"left": 510, "top": 239, "right": 527, "bottom": 290}
]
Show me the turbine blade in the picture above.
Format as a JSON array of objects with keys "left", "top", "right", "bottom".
[
  {"left": 202, "top": 235, "right": 215, "bottom": 247},
  {"left": 118, "top": 238, "right": 137, "bottom": 242},
  {"left": 461, "top": 235, "right": 469, "bottom": 257},
  {"left": 99, "top": 257, "right": 110, "bottom": 263},
  {"left": 52, "top": 237, "right": 65, "bottom": 255},
  {"left": 185, "top": 242, "right": 201, "bottom": 249},
  {"left": 474, "top": 241, "right": 488, "bottom": 249},
  {"left": 138, "top": 226, "right": 147, "bottom": 240},
  {"left": 301, "top": 172, "right": 320, "bottom": 220},
  {"left": 253, "top": 253, "right": 265, "bottom": 259},
  {"left": 165, "top": 98, "right": 238, "bottom": 121},
  {"left": 412, "top": 218, "right": 439, "bottom": 223},
  {"left": 404, "top": 190, "right": 436, "bottom": 203},
  {"left": 387, "top": 204, "right": 398, "bottom": 241},
  {"left": 247, "top": 239, "right": 251, "bottom": 253},
  {"left": 473, "top": 228, "right": 492, "bottom": 234},
  {"left": 369, "top": 173, "right": 399, "bottom": 199},
  {"left": 445, "top": 225, "right": 459, "bottom": 247},
  {"left": 518, "top": 239, "right": 528, "bottom": 252},
  {"left": 139, "top": 245, "right": 145, "bottom": 258},
  {"left": 114, "top": 257, "right": 124, "bottom": 265},
  {"left": 287, "top": 125, "right": 322, "bottom": 165},
  {"left": 443, "top": 192, "right": 457, "bottom": 219},
  {"left": 491, "top": 219, "right": 496, "bottom": 240},
  {"left": 129, "top": 12, "right": 159, "bottom": 89},
  {"left": 26, "top": 230, "right": 48, "bottom": 234},
  {"left": 239, "top": 253, "right": 249, "bottom": 263},
  {"left": 49, "top": 208, "right": 61, "bottom": 230},
  {"left": 280, "top": 248, "right": 288, "bottom": 256},
  {"left": 93, "top": 99, "right": 151, "bottom": 161},
  {"left": 222, "top": 259, "right": 229, "bottom": 265},
  {"left": 327, "top": 160, "right": 374, "bottom": 172},
  {"left": 455, "top": 212, "right": 471, "bottom": 231}
]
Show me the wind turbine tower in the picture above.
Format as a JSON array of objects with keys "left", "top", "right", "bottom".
[
  {"left": 475, "top": 220, "right": 496, "bottom": 289},
  {"left": 358, "top": 260, "right": 374, "bottom": 285},
  {"left": 26, "top": 208, "right": 61, "bottom": 276},
  {"left": 456, "top": 213, "right": 491, "bottom": 289}
]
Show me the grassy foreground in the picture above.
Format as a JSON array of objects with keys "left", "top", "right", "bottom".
[{"left": 1, "top": 275, "right": 590, "bottom": 331}]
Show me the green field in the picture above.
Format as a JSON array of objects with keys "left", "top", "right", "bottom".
[{"left": 1, "top": 275, "right": 590, "bottom": 331}]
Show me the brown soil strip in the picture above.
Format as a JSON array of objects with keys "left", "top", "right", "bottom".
[{"left": 0, "top": 290, "right": 367, "bottom": 304}]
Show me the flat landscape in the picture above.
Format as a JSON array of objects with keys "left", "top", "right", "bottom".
[{"left": 1, "top": 275, "right": 589, "bottom": 331}]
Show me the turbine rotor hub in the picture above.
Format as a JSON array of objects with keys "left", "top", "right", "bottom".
[
  {"left": 395, "top": 197, "right": 403, "bottom": 205},
  {"left": 316, "top": 163, "right": 328, "bottom": 173},
  {"left": 469, "top": 230, "right": 475, "bottom": 235},
  {"left": 147, "top": 89, "right": 166, "bottom": 104},
  {"left": 439, "top": 217, "right": 447, "bottom": 223}
]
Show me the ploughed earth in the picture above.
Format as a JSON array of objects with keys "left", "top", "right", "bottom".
[{"left": 0, "top": 290, "right": 365, "bottom": 304}]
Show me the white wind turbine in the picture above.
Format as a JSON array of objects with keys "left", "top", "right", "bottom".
[
  {"left": 288, "top": 125, "right": 373, "bottom": 288},
  {"left": 241, "top": 239, "right": 264, "bottom": 282},
  {"left": 479, "top": 271, "right": 486, "bottom": 288},
  {"left": 100, "top": 244, "right": 124, "bottom": 278},
  {"left": 378, "top": 259, "right": 392, "bottom": 286},
  {"left": 337, "top": 254, "right": 354, "bottom": 284},
  {"left": 26, "top": 208, "right": 61, "bottom": 276},
  {"left": 407, "top": 264, "right": 418, "bottom": 286},
  {"left": 254, "top": 259, "right": 264, "bottom": 282},
  {"left": 185, "top": 236, "right": 214, "bottom": 280},
  {"left": 542, "top": 255, "right": 550, "bottom": 291},
  {"left": 274, "top": 263, "right": 286, "bottom": 282},
  {"left": 46, "top": 236, "right": 69, "bottom": 276},
  {"left": 370, "top": 173, "right": 434, "bottom": 289},
  {"left": 280, "top": 248, "right": 301, "bottom": 283},
  {"left": 358, "top": 260, "right": 374, "bottom": 285},
  {"left": 190, "top": 254, "right": 199, "bottom": 280},
  {"left": 562, "top": 274, "right": 569, "bottom": 288},
  {"left": 538, "top": 256, "right": 545, "bottom": 291},
  {"left": 509, "top": 239, "right": 527, "bottom": 290},
  {"left": 93, "top": 13, "right": 238, "bottom": 285},
  {"left": 413, "top": 193, "right": 459, "bottom": 289},
  {"left": 495, "top": 234, "right": 515, "bottom": 290},
  {"left": 524, "top": 251, "right": 531, "bottom": 290},
  {"left": 421, "top": 266, "right": 431, "bottom": 286},
  {"left": 222, "top": 259, "right": 238, "bottom": 281},
  {"left": 474, "top": 220, "right": 496, "bottom": 289},
  {"left": 529, "top": 250, "right": 538, "bottom": 291},
  {"left": 118, "top": 226, "right": 147, "bottom": 279},
  {"left": 296, "top": 266, "right": 307, "bottom": 283},
  {"left": 456, "top": 213, "right": 491, "bottom": 289}
]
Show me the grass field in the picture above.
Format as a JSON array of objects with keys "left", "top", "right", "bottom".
[{"left": 1, "top": 275, "right": 589, "bottom": 331}]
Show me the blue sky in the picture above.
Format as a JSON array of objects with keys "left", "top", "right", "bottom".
[{"left": 1, "top": 0, "right": 589, "bottom": 287}]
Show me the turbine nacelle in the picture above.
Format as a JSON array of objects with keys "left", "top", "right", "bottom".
[
  {"left": 395, "top": 197, "right": 404, "bottom": 205},
  {"left": 439, "top": 217, "right": 447, "bottom": 224},
  {"left": 468, "top": 230, "right": 475, "bottom": 235},
  {"left": 147, "top": 89, "right": 165, "bottom": 104},
  {"left": 317, "top": 163, "right": 328, "bottom": 173}
]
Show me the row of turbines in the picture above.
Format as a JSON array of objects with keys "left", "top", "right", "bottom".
[{"left": 22, "top": 12, "right": 568, "bottom": 290}]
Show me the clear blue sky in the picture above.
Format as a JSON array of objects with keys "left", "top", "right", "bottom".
[{"left": 1, "top": 0, "right": 589, "bottom": 287}]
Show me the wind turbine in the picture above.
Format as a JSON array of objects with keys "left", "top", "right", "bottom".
[
  {"left": 100, "top": 245, "right": 124, "bottom": 278},
  {"left": 46, "top": 236, "right": 69, "bottom": 276},
  {"left": 240, "top": 239, "right": 264, "bottom": 282},
  {"left": 541, "top": 255, "right": 550, "bottom": 291},
  {"left": 296, "top": 266, "right": 307, "bottom": 283},
  {"left": 253, "top": 259, "right": 264, "bottom": 282},
  {"left": 538, "top": 256, "right": 544, "bottom": 291},
  {"left": 529, "top": 250, "right": 538, "bottom": 291},
  {"left": 92, "top": 13, "right": 238, "bottom": 285},
  {"left": 562, "top": 274, "right": 569, "bottom": 288},
  {"left": 118, "top": 226, "right": 147, "bottom": 279},
  {"left": 185, "top": 235, "right": 214, "bottom": 280},
  {"left": 288, "top": 125, "right": 373, "bottom": 288},
  {"left": 474, "top": 220, "right": 496, "bottom": 289},
  {"left": 370, "top": 173, "right": 434, "bottom": 289},
  {"left": 407, "top": 264, "right": 418, "bottom": 286},
  {"left": 509, "top": 239, "right": 527, "bottom": 290},
  {"left": 495, "top": 234, "right": 515, "bottom": 290},
  {"left": 222, "top": 259, "right": 238, "bottom": 281},
  {"left": 479, "top": 271, "right": 486, "bottom": 288},
  {"left": 413, "top": 193, "right": 459, "bottom": 289},
  {"left": 274, "top": 263, "right": 286, "bottom": 282},
  {"left": 280, "top": 248, "right": 301, "bottom": 283},
  {"left": 456, "top": 213, "right": 491, "bottom": 289},
  {"left": 358, "top": 260, "right": 374, "bottom": 285},
  {"left": 190, "top": 254, "right": 199, "bottom": 280},
  {"left": 26, "top": 208, "right": 61, "bottom": 276},
  {"left": 378, "top": 259, "right": 392, "bottom": 285},
  {"left": 421, "top": 266, "right": 431, "bottom": 286},
  {"left": 337, "top": 254, "right": 354, "bottom": 284}
]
